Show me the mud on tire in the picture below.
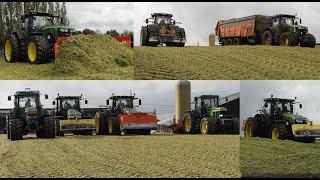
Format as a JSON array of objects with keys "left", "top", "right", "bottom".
[
  {"left": 9, "top": 118, "right": 24, "bottom": 141},
  {"left": 26, "top": 35, "right": 50, "bottom": 64}
]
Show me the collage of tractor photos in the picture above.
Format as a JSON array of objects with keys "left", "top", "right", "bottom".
[{"left": 1, "top": 2, "right": 320, "bottom": 179}]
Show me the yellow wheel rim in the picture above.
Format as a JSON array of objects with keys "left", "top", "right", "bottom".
[
  {"left": 4, "top": 39, "right": 12, "bottom": 62},
  {"left": 245, "top": 122, "right": 252, "bottom": 137},
  {"left": 109, "top": 120, "right": 113, "bottom": 134},
  {"left": 95, "top": 114, "right": 100, "bottom": 133},
  {"left": 184, "top": 116, "right": 191, "bottom": 133},
  {"left": 264, "top": 35, "right": 271, "bottom": 45},
  {"left": 28, "top": 42, "right": 37, "bottom": 62},
  {"left": 201, "top": 120, "right": 208, "bottom": 134},
  {"left": 285, "top": 38, "right": 289, "bottom": 46},
  {"left": 272, "top": 128, "right": 280, "bottom": 140}
]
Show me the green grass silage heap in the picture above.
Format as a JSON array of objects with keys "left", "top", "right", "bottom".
[{"left": 53, "top": 34, "right": 133, "bottom": 79}]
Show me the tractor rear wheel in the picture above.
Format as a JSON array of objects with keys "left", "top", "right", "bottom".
[
  {"left": 200, "top": 117, "right": 216, "bottom": 134},
  {"left": 244, "top": 117, "right": 258, "bottom": 138},
  {"left": 140, "top": 26, "right": 149, "bottom": 46},
  {"left": 262, "top": 30, "right": 273, "bottom": 45},
  {"left": 9, "top": 118, "right": 24, "bottom": 141},
  {"left": 108, "top": 116, "right": 121, "bottom": 135},
  {"left": 300, "top": 33, "right": 316, "bottom": 48},
  {"left": 27, "top": 36, "right": 50, "bottom": 64},
  {"left": 42, "top": 116, "right": 56, "bottom": 138},
  {"left": 95, "top": 113, "right": 108, "bottom": 135},
  {"left": 279, "top": 32, "right": 294, "bottom": 46},
  {"left": 3, "top": 34, "right": 22, "bottom": 63},
  {"left": 182, "top": 112, "right": 199, "bottom": 134},
  {"left": 270, "top": 123, "right": 287, "bottom": 140}
]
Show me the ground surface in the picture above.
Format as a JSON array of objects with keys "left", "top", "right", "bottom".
[
  {"left": 134, "top": 45, "right": 320, "bottom": 80},
  {"left": 241, "top": 137, "right": 320, "bottom": 178},
  {"left": 0, "top": 134, "right": 240, "bottom": 178}
]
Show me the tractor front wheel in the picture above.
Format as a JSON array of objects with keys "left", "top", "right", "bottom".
[
  {"left": 3, "top": 34, "right": 22, "bottom": 63},
  {"left": 42, "top": 116, "right": 56, "bottom": 138},
  {"left": 270, "top": 123, "right": 287, "bottom": 140},
  {"left": 244, "top": 117, "right": 258, "bottom": 138},
  {"left": 27, "top": 36, "right": 50, "bottom": 64},
  {"left": 300, "top": 33, "right": 316, "bottom": 48},
  {"left": 95, "top": 112, "right": 108, "bottom": 135},
  {"left": 9, "top": 118, "right": 24, "bottom": 141},
  {"left": 200, "top": 117, "right": 216, "bottom": 134},
  {"left": 140, "top": 26, "right": 149, "bottom": 46},
  {"left": 279, "top": 32, "right": 294, "bottom": 46}
]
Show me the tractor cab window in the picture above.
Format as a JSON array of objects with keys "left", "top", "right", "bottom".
[
  {"left": 202, "top": 98, "right": 218, "bottom": 108},
  {"left": 263, "top": 102, "right": 271, "bottom": 113},
  {"left": 155, "top": 16, "right": 171, "bottom": 25},
  {"left": 61, "top": 98, "right": 78, "bottom": 110},
  {"left": 19, "top": 96, "right": 36, "bottom": 108},
  {"left": 115, "top": 98, "right": 133, "bottom": 108},
  {"left": 274, "top": 101, "right": 292, "bottom": 113},
  {"left": 282, "top": 17, "right": 294, "bottom": 26},
  {"left": 33, "top": 16, "right": 53, "bottom": 28},
  {"left": 273, "top": 18, "right": 279, "bottom": 26}
]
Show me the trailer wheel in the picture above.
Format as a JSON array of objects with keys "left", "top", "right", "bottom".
[
  {"left": 9, "top": 118, "right": 24, "bottom": 141},
  {"left": 244, "top": 117, "right": 258, "bottom": 138},
  {"left": 227, "top": 38, "right": 233, "bottom": 45},
  {"left": 200, "top": 117, "right": 216, "bottom": 134},
  {"left": 270, "top": 123, "right": 287, "bottom": 140},
  {"left": 279, "top": 32, "right": 294, "bottom": 46},
  {"left": 221, "top": 39, "right": 227, "bottom": 46},
  {"left": 3, "top": 34, "right": 22, "bottom": 63},
  {"left": 140, "top": 26, "right": 149, "bottom": 46},
  {"left": 27, "top": 35, "right": 50, "bottom": 64},
  {"left": 300, "top": 33, "right": 316, "bottom": 48},
  {"left": 262, "top": 30, "right": 273, "bottom": 45},
  {"left": 233, "top": 38, "right": 241, "bottom": 45},
  {"left": 108, "top": 117, "right": 121, "bottom": 135}
]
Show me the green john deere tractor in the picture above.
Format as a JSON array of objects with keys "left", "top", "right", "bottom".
[
  {"left": 244, "top": 95, "right": 320, "bottom": 143},
  {"left": 3, "top": 11, "right": 75, "bottom": 64},
  {"left": 6, "top": 89, "right": 55, "bottom": 141},
  {"left": 181, "top": 95, "right": 239, "bottom": 134},
  {"left": 262, "top": 14, "right": 316, "bottom": 48}
]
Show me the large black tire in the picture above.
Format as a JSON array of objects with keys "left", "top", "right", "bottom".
[
  {"left": 42, "top": 116, "right": 56, "bottom": 138},
  {"left": 178, "top": 28, "right": 186, "bottom": 47},
  {"left": 270, "top": 123, "right": 287, "bottom": 140},
  {"left": 182, "top": 112, "right": 199, "bottom": 134},
  {"left": 55, "top": 119, "right": 65, "bottom": 136},
  {"left": 231, "top": 117, "right": 240, "bottom": 134},
  {"left": 6, "top": 118, "right": 10, "bottom": 140},
  {"left": 108, "top": 116, "right": 121, "bottom": 135},
  {"left": 26, "top": 35, "right": 50, "bottom": 64},
  {"left": 96, "top": 113, "right": 108, "bottom": 135},
  {"left": 3, "top": 33, "right": 22, "bottom": 63},
  {"left": 233, "top": 38, "right": 241, "bottom": 45},
  {"left": 140, "top": 26, "right": 149, "bottom": 46},
  {"left": 262, "top": 30, "right": 274, "bottom": 45},
  {"left": 244, "top": 117, "right": 258, "bottom": 138},
  {"left": 279, "top": 32, "right": 294, "bottom": 46},
  {"left": 221, "top": 39, "right": 227, "bottom": 46},
  {"left": 200, "top": 117, "right": 216, "bottom": 134},
  {"left": 226, "top": 38, "right": 233, "bottom": 45},
  {"left": 300, "top": 33, "right": 316, "bottom": 48},
  {"left": 9, "top": 118, "right": 24, "bottom": 141}
]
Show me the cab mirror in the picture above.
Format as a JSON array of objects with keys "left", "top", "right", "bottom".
[
  {"left": 8, "top": 96, "right": 11, "bottom": 101},
  {"left": 52, "top": 101, "right": 55, "bottom": 106},
  {"left": 85, "top": 100, "right": 88, "bottom": 104},
  {"left": 45, "top": 94, "right": 48, "bottom": 99},
  {"left": 300, "top": 19, "right": 302, "bottom": 24},
  {"left": 107, "top": 99, "right": 109, "bottom": 106},
  {"left": 139, "top": 99, "right": 142, "bottom": 106},
  {"left": 194, "top": 97, "right": 198, "bottom": 102},
  {"left": 145, "top": 19, "right": 148, "bottom": 23},
  {"left": 264, "top": 103, "right": 268, "bottom": 108},
  {"left": 173, "top": 20, "right": 176, "bottom": 25},
  {"left": 299, "top": 104, "right": 302, "bottom": 109}
]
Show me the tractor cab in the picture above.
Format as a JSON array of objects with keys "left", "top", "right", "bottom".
[
  {"left": 53, "top": 95, "right": 88, "bottom": 119},
  {"left": 147, "top": 13, "right": 177, "bottom": 25},
  {"left": 194, "top": 95, "right": 219, "bottom": 113},
  {"left": 271, "top": 14, "right": 308, "bottom": 35},
  {"left": 21, "top": 12, "right": 65, "bottom": 33},
  {"left": 107, "top": 95, "right": 141, "bottom": 113}
]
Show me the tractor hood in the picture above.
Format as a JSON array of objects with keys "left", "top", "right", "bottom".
[{"left": 282, "top": 112, "right": 309, "bottom": 124}]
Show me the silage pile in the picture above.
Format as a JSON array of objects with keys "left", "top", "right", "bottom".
[{"left": 53, "top": 34, "right": 133, "bottom": 79}]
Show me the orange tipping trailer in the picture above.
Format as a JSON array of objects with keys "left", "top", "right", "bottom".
[{"left": 114, "top": 35, "right": 133, "bottom": 48}]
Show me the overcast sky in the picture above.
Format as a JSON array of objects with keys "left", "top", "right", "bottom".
[
  {"left": 66, "top": 2, "right": 133, "bottom": 34},
  {"left": 0, "top": 80, "right": 239, "bottom": 121},
  {"left": 134, "top": 2, "right": 320, "bottom": 46},
  {"left": 240, "top": 80, "right": 320, "bottom": 136}
]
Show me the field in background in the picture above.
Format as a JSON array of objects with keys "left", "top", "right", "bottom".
[
  {"left": 0, "top": 134, "right": 240, "bottom": 178},
  {"left": 241, "top": 137, "right": 320, "bottom": 178},
  {"left": 134, "top": 45, "right": 320, "bottom": 80}
]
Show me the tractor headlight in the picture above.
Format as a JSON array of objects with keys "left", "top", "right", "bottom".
[
  {"left": 219, "top": 114, "right": 223, "bottom": 117},
  {"left": 295, "top": 118, "right": 304, "bottom": 123},
  {"left": 59, "top": 28, "right": 69, "bottom": 33}
]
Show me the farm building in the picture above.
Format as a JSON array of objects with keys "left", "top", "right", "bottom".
[{"left": 219, "top": 92, "right": 240, "bottom": 118}]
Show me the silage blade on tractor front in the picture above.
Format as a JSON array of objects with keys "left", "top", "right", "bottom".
[{"left": 292, "top": 123, "right": 320, "bottom": 137}]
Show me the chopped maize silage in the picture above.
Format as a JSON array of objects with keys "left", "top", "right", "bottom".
[{"left": 52, "top": 34, "right": 133, "bottom": 79}]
